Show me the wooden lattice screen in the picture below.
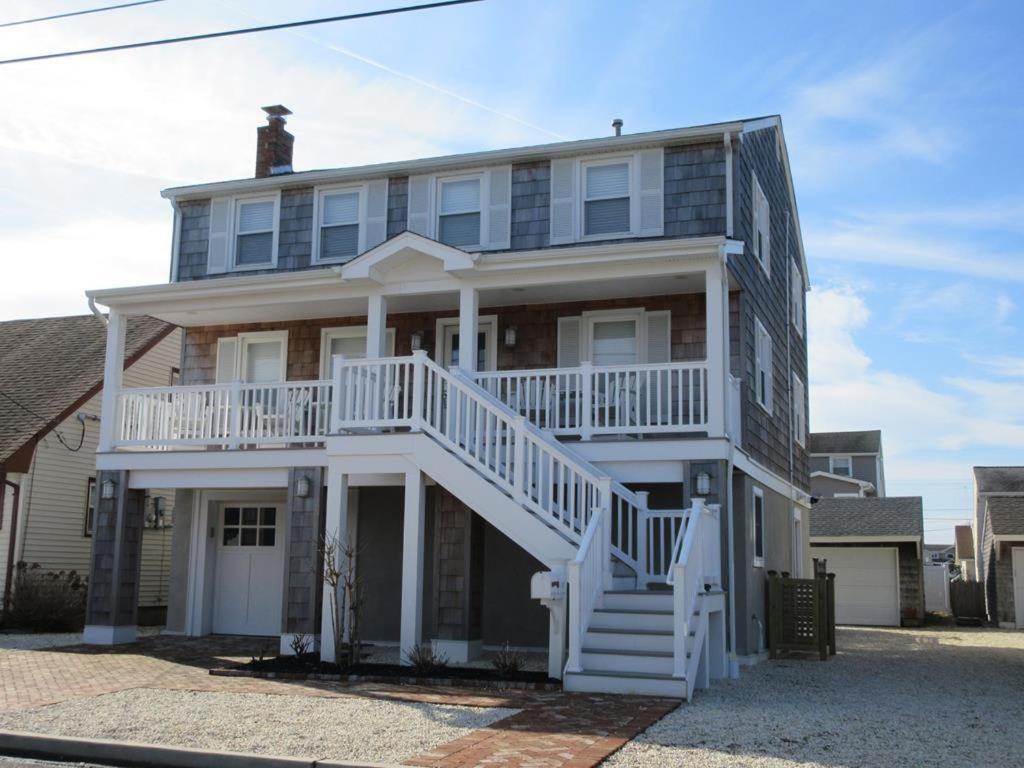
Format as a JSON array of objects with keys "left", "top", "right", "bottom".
[{"left": 767, "top": 558, "right": 837, "bottom": 660}]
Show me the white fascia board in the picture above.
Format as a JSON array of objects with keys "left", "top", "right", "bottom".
[
  {"left": 573, "top": 437, "right": 730, "bottom": 464},
  {"left": 97, "top": 448, "right": 328, "bottom": 472},
  {"left": 732, "top": 446, "right": 810, "bottom": 504},
  {"left": 128, "top": 468, "right": 289, "bottom": 489},
  {"left": 161, "top": 122, "right": 746, "bottom": 202},
  {"left": 810, "top": 536, "right": 922, "bottom": 544},
  {"left": 810, "top": 470, "right": 875, "bottom": 492}
]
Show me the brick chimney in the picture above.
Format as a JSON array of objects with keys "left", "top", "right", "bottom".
[{"left": 255, "top": 105, "right": 294, "bottom": 178}]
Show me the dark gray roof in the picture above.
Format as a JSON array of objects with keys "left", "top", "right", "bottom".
[
  {"left": 954, "top": 525, "right": 975, "bottom": 559},
  {"left": 808, "top": 430, "right": 882, "bottom": 455},
  {"left": 974, "top": 466, "right": 1024, "bottom": 494},
  {"left": 987, "top": 497, "right": 1024, "bottom": 536},
  {"left": 0, "top": 314, "right": 174, "bottom": 465},
  {"left": 809, "top": 496, "right": 923, "bottom": 539}
]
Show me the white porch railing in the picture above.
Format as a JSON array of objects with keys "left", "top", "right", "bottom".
[
  {"left": 474, "top": 360, "right": 710, "bottom": 438},
  {"left": 565, "top": 505, "right": 607, "bottom": 673}
]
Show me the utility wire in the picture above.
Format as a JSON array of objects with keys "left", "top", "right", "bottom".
[
  {"left": 0, "top": 0, "right": 484, "bottom": 66},
  {"left": 0, "top": 390, "right": 87, "bottom": 452},
  {"left": 0, "top": 0, "right": 165, "bottom": 29}
]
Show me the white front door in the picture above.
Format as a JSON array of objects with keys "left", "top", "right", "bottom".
[
  {"left": 1013, "top": 548, "right": 1024, "bottom": 629},
  {"left": 809, "top": 546, "right": 901, "bottom": 627},
  {"left": 212, "top": 504, "right": 285, "bottom": 636}
]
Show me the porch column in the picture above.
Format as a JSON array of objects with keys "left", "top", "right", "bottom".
[
  {"left": 319, "top": 461, "right": 349, "bottom": 663},
  {"left": 457, "top": 286, "right": 479, "bottom": 373},
  {"left": 366, "top": 294, "right": 388, "bottom": 359},
  {"left": 97, "top": 310, "right": 126, "bottom": 452},
  {"left": 705, "top": 257, "right": 729, "bottom": 438},
  {"left": 84, "top": 470, "right": 144, "bottom": 644},
  {"left": 400, "top": 467, "right": 426, "bottom": 663},
  {"left": 281, "top": 467, "right": 324, "bottom": 655}
]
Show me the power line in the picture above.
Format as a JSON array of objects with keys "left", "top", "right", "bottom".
[
  {"left": 0, "top": 0, "right": 484, "bottom": 66},
  {"left": 0, "top": 0, "right": 165, "bottom": 29},
  {"left": 0, "top": 391, "right": 86, "bottom": 452}
]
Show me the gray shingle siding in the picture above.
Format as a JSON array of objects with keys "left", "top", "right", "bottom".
[
  {"left": 510, "top": 160, "right": 550, "bottom": 250},
  {"left": 663, "top": 143, "right": 726, "bottom": 236},
  {"left": 387, "top": 176, "right": 408, "bottom": 239},
  {"left": 177, "top": 200, "right": 210, "bottom": 281}
]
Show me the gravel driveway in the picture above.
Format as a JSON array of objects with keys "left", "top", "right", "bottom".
[{"left": 608, "top": 625, "right": 1024, "bottom": 768}]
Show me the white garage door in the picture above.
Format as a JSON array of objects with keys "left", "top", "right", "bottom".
[
  {"left": 213, "top": 504, "right": 284, "bottom": 636},
  {"left": 809, "top": 546, "right": 900, "bottom": 627}
]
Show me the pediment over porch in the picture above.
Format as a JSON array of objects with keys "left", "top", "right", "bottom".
[{"left": 338, "top": 231, "right": 478, "bottom": 284}]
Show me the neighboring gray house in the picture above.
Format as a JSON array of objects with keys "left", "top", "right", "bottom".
[
  {"left": 809, "top": 496, "right": 925, "bottom": 626},
  {"left": 971, "top": 467, "right": 1024, "bottom": 628},
  {"left": 954, "top": 524, "right": 975, "bottom": 580},
  {"left": 924, "top": 543, "right": 954, "bottom": 564},
  {"left": 809, "top": 430, "right": 884, "bottom": 498}
]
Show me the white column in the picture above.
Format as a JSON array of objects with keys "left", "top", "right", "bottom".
[
  {"left": 366, "top": 294, "right": 388, "bottom": 359},
  {"left": 319, "top": 460, "right": 349, "bottom": 663},
  {"left": 705, "top": 258, "right": 728, "bottom": 438},
  {"left": 400, "top": 467, "right": 426, "bottom": 663},
  {"left": 97, "top": 310, "right": 127, "bottom": 452},
  {"left": 457, "top": 286, "right": 479, "bottom": 373}
]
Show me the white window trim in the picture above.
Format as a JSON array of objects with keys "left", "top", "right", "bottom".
[
  {"left": 792, "top": 373, "right": 806, "bottom": 448},
  {"left": 230, "top": 192, "right": 280, "bottom": 271},
  {"left": 579, "top": 154, "right": 634, "bottom": 242},
  {"left": 790, "top": 258, "right": 804, "bottom": 337},
  {"left": 581, "top": 307, "right": 644, "bottom": 364},
  {"left": 218, "top": 330, "right": 289, "bottom": 382},
  {"left": 311, "top": 182, "right": 369, "bottom": 264},
  {"left": 436, "top": 171, "right": 485, "bottom": 250},
  {"left": 830, "top": 455, "right": 853, "bottom": 477},
  {"left": 752, "top": 172, "right": 770, "bottom": 278},
  {"left": 319, "top": 326, "right": 397, "bottom": 378},
  {"left": 752, "top": 486, "right": 766, "bottom": 568},
  {"left": 754, "top": 316, "right": 773, "bottom": 415}
]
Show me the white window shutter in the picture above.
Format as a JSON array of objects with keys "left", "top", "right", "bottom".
[
  {"left": 484, "top": 165, "right": 511, "bottom": 250},
  {"left": 207, "top": 197, "right": 231, "bottom": 274},
  {"left": 636, "top": 148, "right": 664, "bottom": 236},
  {"left": 765, "top": 333, "right": 774, "bottom": 406},
  {"left": 557, "top": 316, "right": 582, "bottom": 367},
  {"left": 407, "top": 174, "right": 432, "bottom": 237},
  {"left": 365, "top": 179, "right": 389, "bottom": 250},
  {"left": 215, "top": 336, "right": 239, "bottom": 383},
  {"left": 645, "top": 311, "right": 671, "bottom": 363},
  {"left": 549, "top": 158, "right": 576, "bottom": 245}
]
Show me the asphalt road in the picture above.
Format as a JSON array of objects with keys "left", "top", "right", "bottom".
[{"left": 0, "top": 757, "right": 102, "bottom": 767}]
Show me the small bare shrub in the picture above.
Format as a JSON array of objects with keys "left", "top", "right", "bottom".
[
  {"left": 405, "top": 643, "right": 449, "bottom": 676},
  {"left": 9, "top": 562, "right": 87, "bottom": 632},
  {"left": 289, "top": 632, "right": 312, "bottom": 657},
  {"left": 492, "top": 641, "right": 527, "bottom": 678}
]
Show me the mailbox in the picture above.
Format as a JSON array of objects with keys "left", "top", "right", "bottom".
[{"left": 530, "top": 566, "right": 566, "bottom": 600}]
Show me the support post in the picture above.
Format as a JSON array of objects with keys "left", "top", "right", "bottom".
[
  {"left": 599, "top": 478, "right": 614, "bottom": 591},
  {"left": 457, "top": 286, "right": 479, "bottom": 374},
  {"left": 580, "top": 361, "right": 594, "bottom": 440},
  {"left": 512, "top": 415, "right": 527, "bottom": 503},
  {"left": 705, "top": 258, "right": 728, "bottom": 438},
  {"left": 542, "top": 594, "right": 567, "bottom": 680},
  {"left": 97, "top": 311, "right": 127, "bottom": 452},
  {"left": 319, "top": 462, "right": 349, "bottom": 663},
  {"left": 400, "top": 467, "right": 426, "bottom": 663},
  {"left": 636, "top": 491, "right": 650, "bottom": 588},
  {"left": 366, "top": 294, "right": 388, "bottom": 359},
  {"left": 410, "top": 350, "right": 427, "bottom": 430},
  {"left": 228, "top": 379, "right": 242, "bottom": 449}
]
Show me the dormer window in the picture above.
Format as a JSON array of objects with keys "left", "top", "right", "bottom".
[
  {"left": 831, "top": 455, "right": 852, "bottom": 477},
  {"left": 583, "top": 159, "right": 631, "bottom": 236},
  {"left": 438, "top": 176, "right": 482, "bottom": 247},
  {"left": 316, "top": 187, "right": 361, "bottom": 262},
  {"left": 234, "top": 197, "right": 277, "bottom": 268}
]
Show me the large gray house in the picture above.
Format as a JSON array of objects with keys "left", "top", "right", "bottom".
[
  {"left": 971, "top": 466, "right": 1024, "bottom": 628},
  {"left": 82, "top": 108, "right": 811, "bottom": 698}
]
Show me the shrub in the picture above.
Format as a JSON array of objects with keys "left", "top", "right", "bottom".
[
  {"left": 492, "top": 641, "right": 527, "bottom": 678},
  {"left": 9, "top": 562, "right": 87, "bottom": 632},
  {"left": 405, "top": 643, "right": 449, "bottom": 676}
]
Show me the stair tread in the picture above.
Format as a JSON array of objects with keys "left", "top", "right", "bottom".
[
  {"left": 566, "top": 669, "right": 686, "bottom": 681},
  {"left": 594, "top": 608, "right": 672, "bottom": 615},
  {"left": 582, "top": 647, "right": 673, "bottom": 658},
  {"left": 604, "top": 590, "right": 672, "bottom": 595},
  {"left": 587, "top": 627, "right": 672, "bottom": 636}
]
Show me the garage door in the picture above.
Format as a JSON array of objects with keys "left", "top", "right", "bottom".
[
  {"left": 809, "top": 546, "right": 900, "bottom": 627},
  {"left": 212, "top": 504, "right": 284, "bottom": 636}
]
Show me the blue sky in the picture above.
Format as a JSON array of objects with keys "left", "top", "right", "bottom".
[{"left": 1, "top": 0, "right": 1022, "bottom": 542}]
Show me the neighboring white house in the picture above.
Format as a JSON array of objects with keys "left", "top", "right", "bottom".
[{"left": 0, "top": 314, "right": 181, "bottom": 624}]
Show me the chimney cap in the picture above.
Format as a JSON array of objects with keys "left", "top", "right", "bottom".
[
  {"left": 612, "top": 118, "right": 624, "bottom": 136},
  {"left": 262, "top": 104, "right": 292, "bottom": 122}
]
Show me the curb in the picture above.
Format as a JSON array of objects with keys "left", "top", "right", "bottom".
[
  {"left": 0, "top": 730, "right": 399, "bottom": 768},
  {"left": 210, "top": 667, "right": 560, "bottom": 692}
]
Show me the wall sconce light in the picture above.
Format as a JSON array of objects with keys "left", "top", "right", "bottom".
[
  {"left": 410, "top": 331, "right": 423, "bottom": 351},
  {"left": 695, "top": 471, "right": 711, "bottom": 497},
  {"left": 100, "top": 477, "right": 117, "bottom": 500},
  {"left": 295, "top": 474, "right": 311, "bottom": 499},
  {"left": 504, "top": 326, "right": 517, "bottom": 348}
]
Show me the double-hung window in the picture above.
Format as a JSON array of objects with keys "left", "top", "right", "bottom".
[
  {"left": 752, "top": 486, "right": 765, "bottom": 567},
  {"left": 752, "top": 173, "right": 770, "bottom": 276},
  {"left": 790, "top": 259, "right": 804, "bottom": 335},
  {"left": 830, "top": 455, "right": 852, "bottom": 477},
  {"left": 438, "top": 176, "right": 482, "bottom": 247},
  {"left": 317, "top": 188, "right": 361, "bottom": 262},
  {"left": 792, "top": 374, "right": 806, "bottom": 447},
  {"left": 583, "top": 159, "right": 631, "bottom": 237},
  {"left": 754, "top": 317, "right": 773, "bottom": 413},
  {"left": 234, "top": 197, "right": 277, "bottom": 268}
]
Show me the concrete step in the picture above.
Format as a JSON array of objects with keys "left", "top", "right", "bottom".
[
  {"left": 602, "top": 591, "right": 673, "bottom": 611},
  {"left": 580, "top": 647, "right": 674, "bottom": 675},
  {"left": 564, "top": 669, "right": 687, "bottom": 698},
  {"left": 583, "top": 627, "right": 673, "bottom": 653},
  {"left": 590, "top": 608, "right": 673, "bottom": 632},
  {"left": 611, "top": 576, "right": 637, "bottom": 590}
]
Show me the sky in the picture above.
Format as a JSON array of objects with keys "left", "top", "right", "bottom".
[{"left": 1, "top": 0, "right": 1022, "bottom": 543}]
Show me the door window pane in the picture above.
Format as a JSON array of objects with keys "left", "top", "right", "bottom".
[
  {"left": 330, "top": 335, "right": 368, "bottom": 360},
  {"left": 244, "top": 341, "right": 283, "bottom": 383},
  {"left": 449, "top": 331, "right": 488, "bottom": 370},
  {"left": 591, "top": 320, "right": 637, "bottom": 366}
]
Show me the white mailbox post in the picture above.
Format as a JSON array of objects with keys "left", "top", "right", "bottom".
[{"left": 532, "top": 565, "right": 568, "bottom": 679}]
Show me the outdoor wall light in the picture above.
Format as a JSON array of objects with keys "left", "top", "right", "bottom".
[
  {"left": 410, "top": 331, "right": 423, "bottom": 351},
  {"left": 295, "top": 474, "right": 311, "bottom": 499},
  {"left": 100, "top": 477, "right": 117, "bottom": 500},
  {"left": 504, "top": 326, "right": 517, "bottom": 348},
  {"left": 695, "top": 471, "right": 712, "bottom": 496}
]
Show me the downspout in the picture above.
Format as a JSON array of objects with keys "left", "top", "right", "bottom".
[
  {"left": 784, "top": 210, "right": 800, "bottom": 577},
  {"left": 1, "top": 474, "right": 21, "bottom": 620},
  {"left": 721, "top": 238, "right": 740, "bottom": 678},
  {"left": 88, "top": 296, "right": 108, "bottom": 326}
]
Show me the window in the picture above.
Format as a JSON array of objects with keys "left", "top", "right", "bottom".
[
  {"left": 215, "top": 331, "right": 288, "bottom": 384},
  {"left": 752, "top": 173, "right": 770, "bottom": 276},
  {"left": 754, "top": 317, "right": 773, "bottom": 413},
  {"left": 583, "top": 159, "right": 631, "bottom": 237},
  {"left": 790, "top": 259, "right": 804, "bottom": 335},
  {"left": 438, "top": 176, "right": 482, "bottom": 247},
  {"left": 557, "top": 309, "right": 671, "bottom": 368},
  {"left": 221, "top": 506, "right": 277, "bottom": 547},
  {"left": 84, "top": 477, "right": 96, "bottom": 537},
  {"left": 319, "top": 326, "right": 397, "bottom": 378},
  {"left": 830, "top": 455, "right": 852, "bottom": 477},
  {"left": 792, "top": 374, "right": 806, "bottom": 447},
  {"left": 169, "top": 367, "right": 181, "bottom": 386},
  {"left": 752, "top": 486, "right": 765, "bottom": 567},
  {"left": 316, "top": 188, "right": 361, "bottom": 262},
  {"left": 233, "top": 197, "right": 277, "bottom": 268}
]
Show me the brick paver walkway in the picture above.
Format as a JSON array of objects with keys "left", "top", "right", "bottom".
[{"left": 0, "top": 635, "right": 678, "bottom": 767}]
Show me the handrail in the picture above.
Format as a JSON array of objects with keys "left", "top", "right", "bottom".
[{"left": 474, "top": 359, "right": 709, "bottom": 377}]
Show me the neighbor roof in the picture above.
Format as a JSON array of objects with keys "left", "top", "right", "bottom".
[
  {"left": 986, "top": 497, "right": 1024, "bottom": 537},
  {"left": 0, "top": 314, "right": 174, "bottom": 467},
  {"left": 954, "top": 525, "right": 975, "bottom": 560},
  {"left": 809, "top": 496, "right": 923, "bottom": 538},
  {"left": 808, "top": 430, "right": 882, "bottom": 455},
  {"left": 973, "top": 466, "right": 1024, "bottom": 494}
]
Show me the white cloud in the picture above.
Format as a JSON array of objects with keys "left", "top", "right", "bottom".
[{"left": 965, "top": 354, "right": 1024, "bottom": 378}]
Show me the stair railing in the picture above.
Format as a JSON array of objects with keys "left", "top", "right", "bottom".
[{"left": 565, "top": 504, "right": 607, "bottom": 673}]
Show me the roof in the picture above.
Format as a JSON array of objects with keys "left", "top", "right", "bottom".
[
  {"left": 810, "top": 470, "right": 874, "bottom": 492},
  {"left": 809, "top": 496, "right": 923, "bottom": 539},
  {"left": 808, "top": 430, "right": 882, "bottom": 455},
  {"left": 0, "top": 314, "right": 174, "bottom": 466},
  {"left": 973, "top": 466, "right": 1024, "bottom": 494},
  {"left": 954, "top": 525, "right": 975, "bottom": 559},
  {"left": 986, "top": 497, "right": 1024, "bottom": 536}
]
